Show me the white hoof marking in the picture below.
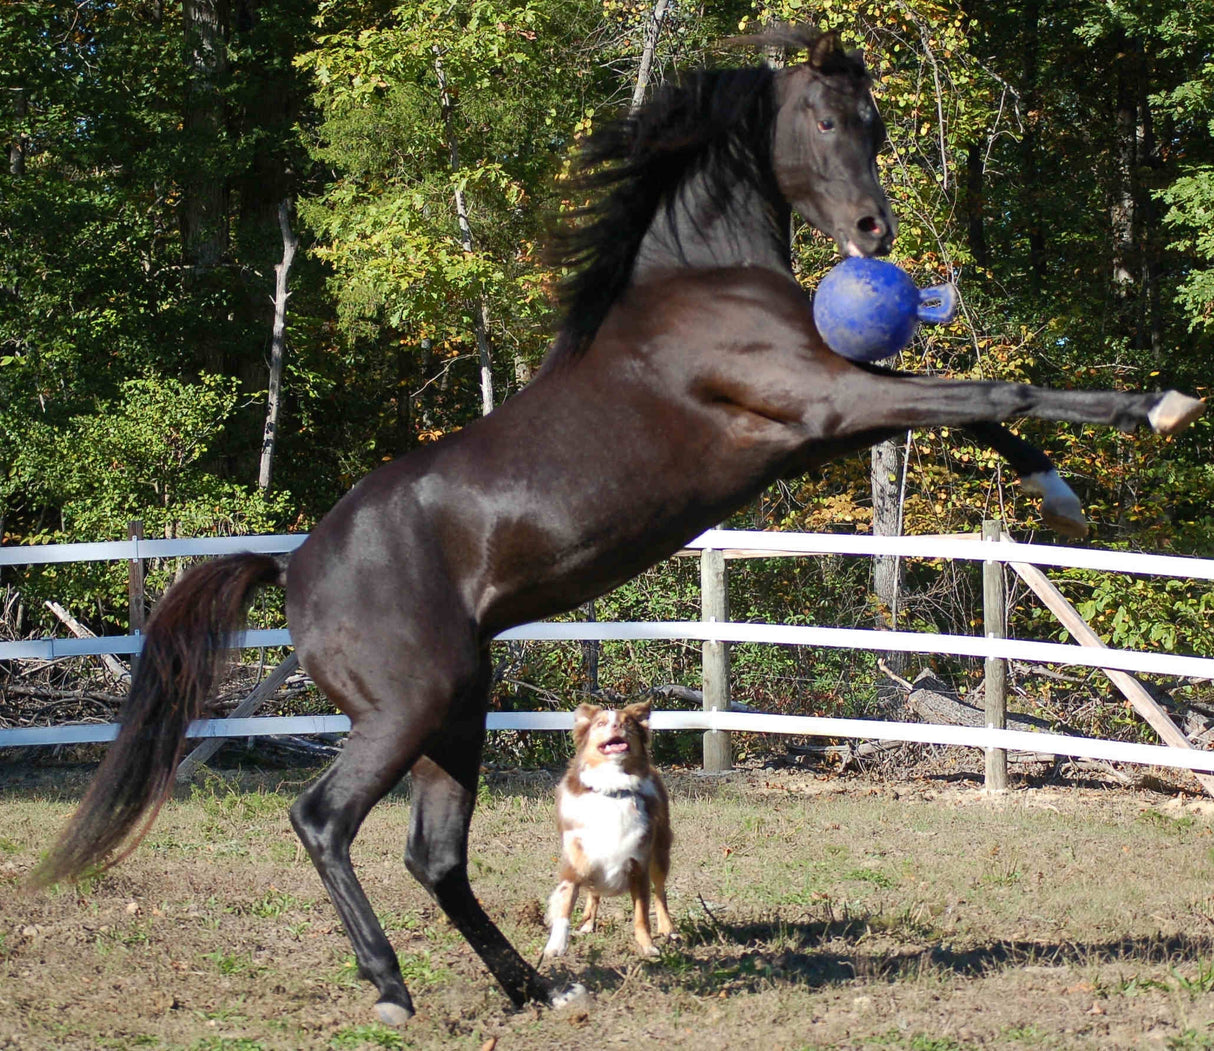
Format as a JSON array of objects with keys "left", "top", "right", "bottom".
[
  {"left": 1148, "top": 391, "right": 1205, "bottom": 435},
  {"left": 549, "top": 982, "right": 588, "bottom": 1010},
  {"left": 1022, "top": 470, "right": 1088, "bottom": 539},
  {"left": 374, "top": 1001, "right": 413, "bottom": 1026}
]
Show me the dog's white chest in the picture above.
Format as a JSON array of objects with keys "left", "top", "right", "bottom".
[{"left": 560, "top": 779, "right": 654, "bottom": 896}]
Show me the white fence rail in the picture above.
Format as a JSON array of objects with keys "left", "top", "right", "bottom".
[
  {"left": 10, "top": 710, "right": 1214, "bottom": 776},
  {"left": 3, "top": 529, "right": 1214, "bottom": 775}
]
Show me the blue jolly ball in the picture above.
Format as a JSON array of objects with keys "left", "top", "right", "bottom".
[{"left": 812, "top": 257, "right": 958, "bottom": 363}]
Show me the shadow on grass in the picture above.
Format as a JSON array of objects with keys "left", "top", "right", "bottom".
[{"left": 546, "top": 912, "right": 1214, "bottom": 999}]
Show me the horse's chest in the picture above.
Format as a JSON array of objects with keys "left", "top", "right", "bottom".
[{"left": 561, "top": 789, "right": 652, "bottom": 895}]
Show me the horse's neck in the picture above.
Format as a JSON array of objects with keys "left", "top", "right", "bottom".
[{"left": 632, "top": 173, "right": 791, "bottom": 280}]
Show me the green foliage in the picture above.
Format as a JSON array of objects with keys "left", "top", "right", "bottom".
[
  {"left": 1061, "top": 573, "right": 1214, "bottom": 656},
  {"left": 295, "top": 0, "right": 604, "bottom": 428},
  {"left": 1160, "top": 167, "right": 1214, "bottom": 330},
  {"left": 9, "top": 373, "right": 292, "bottom": 630}
]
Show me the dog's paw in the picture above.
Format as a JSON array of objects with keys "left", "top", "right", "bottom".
[{"left": 543, "top": 919, "right": 571, "bottom": 958}]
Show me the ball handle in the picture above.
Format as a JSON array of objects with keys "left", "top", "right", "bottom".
[{"left": 916, "top": 283, "right": 958, "bottom": 325}]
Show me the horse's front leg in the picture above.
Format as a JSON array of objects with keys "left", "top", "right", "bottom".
[
  {"left": 833, "top": 374, "right": 1204, "bottom": 437},
  {"left": 962, "top": 422, "right": 1087, "bottom": 539},
  {"left": 855, "top": 364, "right": 1089, "bottom": 537}
]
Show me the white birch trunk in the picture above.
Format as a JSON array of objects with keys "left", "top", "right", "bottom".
[
  {"left": 630, "top": 0, "right": 670, "bottom": 111},
  {"left": 259, "top": 201, "right": 297, "bottom": 490},
  {"left": 434, "top": 52, "right": 494, "bottom": 416}
]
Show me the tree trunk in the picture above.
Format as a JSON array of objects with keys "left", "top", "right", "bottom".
[
  {"left": 1110, "top": 32, "right": 1137, "bottom": 295},
  {"left": 871, "top": 437, "right": 906, "bottom": 702},
  {"left": 1109, "top": 34, "right": 1164, "bottom": 359},
  {"left": 964, "top": 143, "right": 989, "bottom": 270},
  {"left": 1139, "top": 72, "right": 1165, "bottom": 361},
  {"left": 181, "top": 0, "right": 229, "bottom": 273},
  {"left": 9, "top": 88, "right": 27, "bottom": 176},
  {"left": 433, "top": 52, "right": 494, "bottom": 416},
  {"left": 258, "top": 200, "right": 297, "bottom": 490},
  {"left": 630, "top": 0, "right": 670, "bottom": 111},
  {"left": 181, "top": 0, "right": 231, "bottom": 379},
  {"left": 1019, "top": 0, "right": 1045, "bottom": 294}
]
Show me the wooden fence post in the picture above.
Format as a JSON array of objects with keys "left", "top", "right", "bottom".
[
  {"left": 982, "top": 519, "right": 1008, "bottom": 791},
  {"left": 127, "top": 519, "right": 145, "bottom": 680},
  {"left": 701, "top": 547, "right": 732, "bottom": 772},
  {"left": 582, "top": 599, "right": 599, "bottom": 694}
]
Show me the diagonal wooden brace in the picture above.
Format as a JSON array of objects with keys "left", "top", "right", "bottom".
[
  {"left": 175, "top": 651, "right": 301, "bottom": 783},
  {"left": 1009, "top": 557, "right": 1214, "bottom": 798}
]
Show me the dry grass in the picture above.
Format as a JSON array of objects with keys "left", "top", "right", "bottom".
[{"left": 4, "top": 761, "right": 1214, "bottom": 1049}]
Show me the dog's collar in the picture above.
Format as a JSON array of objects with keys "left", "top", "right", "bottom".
[
  {"left": 576, "top": 764, "right": 659, "bottom": 800},
  {"left": 598, "top": 786, "right": 646, "bottom": 801}
]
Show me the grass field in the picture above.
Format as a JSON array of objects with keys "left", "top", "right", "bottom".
[{"left": 4, "top": 760, "right": 1214, "bottom": 1050}]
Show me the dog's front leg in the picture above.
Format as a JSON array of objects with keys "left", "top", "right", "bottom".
[
  {"left": 629, "top": 863, "right": 659, "bottom": 957},
  {"left": 651, "top": 866, "right": 676, "bottom": 939},
  {"left": 577, "top": 893, "right": 600, "bottom": 934},
  {"left": 544, "top": 879, "right": 579, "bottom": 958}
]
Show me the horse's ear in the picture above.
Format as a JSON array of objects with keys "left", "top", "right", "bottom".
[
  {"left": 809, "top": 29, "right": 842, "bottom": 70},
  {"left": 847, "top": 48, "right": 873, "bottom": 77}
]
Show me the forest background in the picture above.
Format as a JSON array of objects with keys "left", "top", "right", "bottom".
[{"left": 4, "top": 0, "right": 1214, "bottom": 743}]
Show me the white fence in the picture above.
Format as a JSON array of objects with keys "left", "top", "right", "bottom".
[{"left": 3, "top": 529, "right": 1214, "bottom": 777}]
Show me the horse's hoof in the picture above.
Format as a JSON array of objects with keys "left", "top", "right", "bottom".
[
  {"left": 1149, "top": 391, "right": 1205, "bottom": 435},
  {"left": 1022, "top": 470, "right": 1089, "bottom": 540},
  {"left": 374, "top": 999, "right": 414, "bottom": 1026},
  {"left": 1041, "top": 505, "right": 1089, "bottom": 540},
  {"left": 549, "top": 982, "right": 588, "bottom": 1010}
]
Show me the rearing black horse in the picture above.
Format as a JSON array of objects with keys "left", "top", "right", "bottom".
[{"left": 34, "top": 29, "right": 1203, "bottom": 1023}]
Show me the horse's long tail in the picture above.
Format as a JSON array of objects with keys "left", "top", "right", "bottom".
[{"left": 30, "top": 552, "right": 284, "bottom": 888}]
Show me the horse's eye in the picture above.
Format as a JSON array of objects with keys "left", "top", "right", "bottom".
[{"left": 817, "top": 118, "right": 835, "bottom": 132}]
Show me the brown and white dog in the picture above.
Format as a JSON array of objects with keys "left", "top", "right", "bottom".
[{"left": 544, "top": 701, "right": 674, "bottom": 959}]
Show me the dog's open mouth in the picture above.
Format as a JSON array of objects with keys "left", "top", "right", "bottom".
[{"left": 599, "top": 736, "right": 629, "bottom": 755}]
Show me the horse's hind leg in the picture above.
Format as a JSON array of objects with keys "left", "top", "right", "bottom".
[
  {"left": 290, "top": 714, "right": 432, "bottom": 1024},
  {"left": 962, "top": 422, "right": 1087, "bottom": 538},
  {"left": 405, "top": 659, "right": 560, "bottom": 1008}
]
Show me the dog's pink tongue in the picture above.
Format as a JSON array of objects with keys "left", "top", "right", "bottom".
[{"left": 601, "top": 740, "right": 629, "bottom": 754}]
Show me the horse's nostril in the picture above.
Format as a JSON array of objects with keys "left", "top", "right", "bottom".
[{"left": 857, "top": 215, "right": 884, "bottom": 237}]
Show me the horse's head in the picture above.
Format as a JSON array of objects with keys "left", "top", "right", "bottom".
[{"left": 771, "top": 30, "right": 895, "bottom": 258}]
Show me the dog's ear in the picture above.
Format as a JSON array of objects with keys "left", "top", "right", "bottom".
[
  {"left": 572, "top": 703, "right": 600, "bottom": 748},
  {"left": 623, "top": 701, "right": 651, "bottom": 738}
]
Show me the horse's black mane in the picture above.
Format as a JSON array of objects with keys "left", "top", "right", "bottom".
[
  {"left": 547, "top": 65, "right": 778, "bottom": 361},
  {"left": 547, "top": 28, "right": 868, "bottom": 362}
]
